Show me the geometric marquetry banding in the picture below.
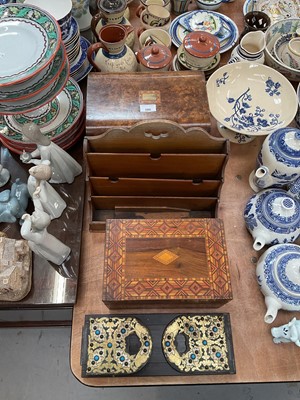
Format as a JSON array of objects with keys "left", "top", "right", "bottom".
[{"left": 103, "top": 218, "right": 233, "bottom": 305}]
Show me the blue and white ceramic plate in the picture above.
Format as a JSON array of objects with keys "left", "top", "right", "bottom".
[
  {"left": 70, "top": 36, "right": 90, "bottom": 74},
  {"left": 169, "top": 10, "right": 238, "bottom": 53}
]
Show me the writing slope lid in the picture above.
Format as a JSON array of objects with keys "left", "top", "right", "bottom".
[
  {"left": 86, "top": 71, "right": 211, "bottom": 133},
  {"left": 103, "top": 218, "right": 233, "bottom": 305}
]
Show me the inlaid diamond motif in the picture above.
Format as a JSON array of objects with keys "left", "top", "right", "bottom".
[{"left": 153, "top": 249, "right": 179, "bottom": 265}]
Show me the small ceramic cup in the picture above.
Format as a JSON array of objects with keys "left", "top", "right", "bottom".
[
  {"left": 286, "top": 37, "right": 300, "bottom": 69},
  {"left": 171, "top": 0, "right": 191, "bottom": 14},
  {"left": 140, "top": 0, "right": 172, "bottom": 11},
  {"left": 138, "top": 27, "right": 172, "bottom": 48},
  {"left": 182, "top": 31, "right": 220, "bottom": 69},
  {"left": 240, "top": 11, "right": 271, "bottom": 38},
  {"left": 140, "top": 5, "right": 170, "bottom": 27}
]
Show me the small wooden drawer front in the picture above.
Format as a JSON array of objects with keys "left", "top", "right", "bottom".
[{"left": 83, "top": 120, "right": 229, "bottom": 230}]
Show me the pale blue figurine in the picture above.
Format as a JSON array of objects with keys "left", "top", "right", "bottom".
[{"left": 0, "top": 179, "right": 29, "bottom": 223}]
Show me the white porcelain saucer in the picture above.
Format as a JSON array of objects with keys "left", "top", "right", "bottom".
[{"left": 177, "top": 44, "right": 221, "bottom": 71}]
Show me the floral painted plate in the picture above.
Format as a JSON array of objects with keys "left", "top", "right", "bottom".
[
  {"left": 169, "top": 10, "right": 238, "bottom": 53},
  {"left": 0, "top": 4, "right": 61, "bottom": 86},
  {"left": 0, "top": 78, "right": 83, "bottom": 143},
  {"left": 179, "top": 10, "right": 222, "bottom": 35},
  {"left": 243, "top": 0, "right": 300, "bottom": 23},
  {"left": 206, "top": 63, "right": 298, "bottom": 136}
]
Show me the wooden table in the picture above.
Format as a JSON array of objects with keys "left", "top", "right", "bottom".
[{"left": 70, "top": 0, "right": 300, "bottom": 387}]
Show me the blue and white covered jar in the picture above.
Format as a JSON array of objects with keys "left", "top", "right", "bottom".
[
  {"left": 244, "top": 188, "right": 300, "bottom": 251},
  {"left": 249, "top": 127, "right": 300, "bottom": 192},
  {"left": 256, "top": 243, "right": 300, "bottom": 323}
]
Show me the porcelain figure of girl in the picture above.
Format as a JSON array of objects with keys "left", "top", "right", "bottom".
[
  {"left": 27, "top": 162, "right": 66, "bottom": 220},
  {"left": 21, "top": 189, "right": 71, "bottom": 266},
  {"left": 20, "top": 123, "right": 82, "bottom": 184}
]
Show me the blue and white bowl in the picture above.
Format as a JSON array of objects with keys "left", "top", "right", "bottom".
[
  {"left": 206, "top": 63, "right": 298, "bottom": 136},
  {"left": 196, "top": 0, "right": 223, "bottom": 11}
]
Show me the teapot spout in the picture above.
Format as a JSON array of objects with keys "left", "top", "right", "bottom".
[
  {"left": 253, "top": 236, "right": 266, "bottom": 251},
  {"left": 251, "top": 166, "right": 274, "bottom": 191},
  {"left": 264, "top": 296, "right": 281, "bottom": 324}
]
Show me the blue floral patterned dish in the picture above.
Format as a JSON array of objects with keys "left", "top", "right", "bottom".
[
  {"left": 169, "top": 10, "right": 238, "bottom": 53},
  {"left": 206, "top": 63, "right": 298, "bottom": 136}
]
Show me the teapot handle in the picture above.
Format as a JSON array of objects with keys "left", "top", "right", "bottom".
[
  {"left": 123, "top": 24, "right": 134, "bottom": 36},
  {"left": 91, "top": 12, "right": 104, "bottom": 41},
  {"left": 87, "top": 42, "right": 106, "bottom": 72},
  {"left": 136, "top": 4, "right": 146, "bottom": 17}
]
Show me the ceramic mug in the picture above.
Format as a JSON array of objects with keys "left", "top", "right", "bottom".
[
  {"left": 140, "top": 5, "right": 170, "bottom": 27},
  {"left": 138, "top": 27, "right": 172, "bottom": 48},
  {"left": 171, "top": 0, "right": 190, "bottom": 15}
]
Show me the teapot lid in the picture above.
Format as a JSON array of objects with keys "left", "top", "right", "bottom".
[
  {"left": 137, "top": 44, "right": 172, "bottom": 69},
  {"left": 183, "top": 31, "right": 220, "bottom": 59},
  {"left": 98, "top": 0, "right": 127, "bottom": 13},
  {"left": 247, "top": 189, "right": 300, "bottom": 233},
  {"left": 268, "top": 128, "right": 300, "bottom": 168}
]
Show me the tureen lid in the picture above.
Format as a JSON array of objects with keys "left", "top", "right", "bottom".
[
  {"left": 137, "top": 44, "right": 172, "bottom": 69},
  {"left": 183, "top": 31, "right": 220, "bottom": 58},
  {"left": 98, "top": 0, "right": 127, "bottom": 13}
]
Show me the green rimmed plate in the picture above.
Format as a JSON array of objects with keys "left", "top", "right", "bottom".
[
  {"left": 0, "top": 78, "right": 83, "bottom": 142},
  {"left": 0, "top": 4, "right": 61, "bottom": 86},
  {"left": 0, "top": 44, "right": 66, "bottom": 101}
]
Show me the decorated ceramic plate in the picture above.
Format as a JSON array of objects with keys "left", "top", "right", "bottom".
[
  {"left": 206, "top": 63, "right": 298, "bottom": 136},
  {"left": 0, "top": 4, "right": 61, "bottom": 86},
  {"left": 0, "top": 45, "right": 67, "bottom": 102},
  {"left": 243, "top": 0, "right": 300, "bottom": 22},
  {"left": 179, "top": 10, "right": 223, "bottom": 35},
  {"left": 0, "top": 60, "right": 69, "bottom": 115},
  {"left": 0, "top": 78, "right": 83, "bottom": 143},
  {"left": 169, "top": 10, "right": 239, "bottom": 52}
]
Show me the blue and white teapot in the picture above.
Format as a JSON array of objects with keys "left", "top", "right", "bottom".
[
  {"left": 256, "top": 243, "right": 300, "bottom": 324},
  {"left": 244, "top": 187, "right": 300, "bottom": 251},
  {"left": 249, "top": 127, "right": 300, "bottom": 192}
]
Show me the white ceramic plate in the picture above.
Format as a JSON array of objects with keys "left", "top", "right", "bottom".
[
  {"left": 206, "top": 63, "right": 298, "bottom": 136},
  {"left": 0, "top": 4, "right": 61, "bottom": 86},
  {"left": 0, "top": 45, "right": 67, "bottom": 102}
]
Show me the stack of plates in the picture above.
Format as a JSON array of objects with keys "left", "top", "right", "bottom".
[
  {"left": 0, "top": 78, "right": 85, "bottom": 154},
  {"left": 0, "top": 3, "right": 69, "bottom": 115},
  {"left": 64, "top": 17, "right": 93, "bottom": 82}
]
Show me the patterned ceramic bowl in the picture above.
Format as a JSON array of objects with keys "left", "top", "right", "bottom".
[
  {"left": 264, "top": 18, "right": 300, "bottom": 82},
  {"left": 206, "top": 62, "right": 298, "bottom": 136}
]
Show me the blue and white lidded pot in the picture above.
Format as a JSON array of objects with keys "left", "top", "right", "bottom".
[
  {"left": 256, "top": 243, "right": 300, "bottom": 324},
  {"left": 249, "top": 127, "right": 300, "bottom": 192},
  {"left": 244, "top": 188, "right": 300, "bottom": 251}
]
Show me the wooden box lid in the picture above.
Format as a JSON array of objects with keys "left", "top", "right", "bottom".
[
  {"left": 86, "top": 71, "right": 211, "bottom": 134},
  {"left": 103, "top": 218, "right": 232, "bottom": 308}
]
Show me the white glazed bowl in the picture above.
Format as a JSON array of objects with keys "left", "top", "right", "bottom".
[
  {"left": 196, "top": 0, "right": 223, "bottom": 11},
  {"left": 264, "top": 18, "right": 300, "bottom": 82},
  {"left": 206, "top": 62, "right": 298, "bottom": 136}
]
